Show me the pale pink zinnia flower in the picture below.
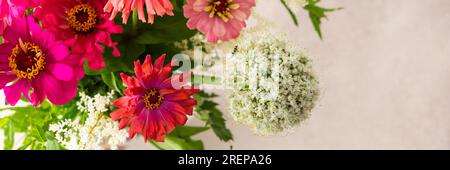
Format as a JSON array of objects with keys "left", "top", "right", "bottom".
[
  {"left": 183, "top": 0, "right": 256, "bottom": 43},
  {"left": 104, "top": 0, "right": 174, "bottom": 24}
]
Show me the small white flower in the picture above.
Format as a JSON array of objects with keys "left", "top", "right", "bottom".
[{"left": 50, "top": 91, "right": 128, "bottom": 150}]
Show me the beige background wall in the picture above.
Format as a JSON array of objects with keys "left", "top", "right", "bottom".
[{"left": 128, "top": 0, "right": 450, "bottom": 149}]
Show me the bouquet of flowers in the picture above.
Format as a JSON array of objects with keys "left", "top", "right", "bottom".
[{"left": 0, "top": 0, "right": 337, "bottom": 150}]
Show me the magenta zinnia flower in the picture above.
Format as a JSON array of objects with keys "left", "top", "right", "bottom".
[
  {"left": 0, "top": 0, "right": 40, "bottom": 35},
  {"left": 104, "top": 0, "right": 174, "bottom": 24},
  {"left": 0, "top": 16, "right": 84, "bottom": 107},
  {"left": 34, "top": 0, "right": 123, "bottom": 70},
  {"left": 111, "top": 54, "right": 199, "bottom": 142},
  {"left": 183, "top": 0, "right": 256, "bottom": 43}
]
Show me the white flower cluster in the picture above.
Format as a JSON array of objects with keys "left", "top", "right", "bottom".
[
  {"left": 76, "top": 91, "right": 114, "bottom": 114},
  {"left": 225, "top": 30, "right": 320, "bottom": 135},
  {"left": 49, "top": 91, "right": 128, "bottom": 150}
]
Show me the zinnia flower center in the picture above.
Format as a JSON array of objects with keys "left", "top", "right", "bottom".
[
  {"left": 9, "top": 39, "right": 46, "bottom": 80},
  {"left": 143, "top": 89, "right": 164, "bottom": 110},
  {"left": 205, "top": 0, "right": 240, "bottom": 22},
  {"left": 66, "top": 4, "right": 97, "bottom": 33}
]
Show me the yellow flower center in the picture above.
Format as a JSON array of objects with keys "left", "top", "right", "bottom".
[
  {"left": 204, "top": 0, "right": 240, "bottom": 22},
  {"left": 9, "top": 38, "right": 46, "bottom": 80},
  {"left": 143, "top": 89, "right": 164, "bottom": 110},
  {"left": 66, "top": 4, "right": 97, "bottom": 33}
]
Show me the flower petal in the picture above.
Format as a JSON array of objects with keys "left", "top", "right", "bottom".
[
  {"left": 0, "top": 74, "right": 16, "bottom": 89},
  {"left": 48, "top": 63, "right": 74, "bottom": 81},
  {"left": 48, "top": 42, "right": 69, "bottom": 61},
  {"left": 4, "top": 80, "right": 27, "bottom": 106},
  {"left": 42, "top": 74, "right": 77, "bottom": 105}
]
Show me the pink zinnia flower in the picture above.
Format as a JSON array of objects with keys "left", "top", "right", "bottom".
[
  {"left": 183, "top": 0, "right": 256, "bottom": 43},
  {"left": 104, "top": 0, "right": 174, "bottom": 24},
  {"left": 111, "top": 54, "right": 199, "bottom": 142},
  {"left": 34, "top": 0, "right": 123, "bottom": 70},
  {"left": 0, "top": 0, "right": 40, "bottom": 35},
  {"left": 0, "top": 16, "right": 84, "bottom": 107}
]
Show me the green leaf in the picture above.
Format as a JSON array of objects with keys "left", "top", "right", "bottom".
[
  {"left": 0, "top": 107, "right": 33, "bottom": 132},
  {"left": 101, "top": 72, "right": 124, "bottom": 94},
  {"left": 204, "top": 101, "right": 233, "bottom": 141},
  {"left": 106, "top": 43, "right": 145, "bottom": 72},
  {"left": 134, "top": 11, "right": 197, "bottom": 44},
  {"left": 51, "top": 100, "right": 80, "bottom": 120},
  {"left": 78, "top": 75, "right": 111, "bottom": 95},
  {"left": 0, "top": 99, "right": 85, "bottom": 150},
  {"left": 170, "top": 126, "right": 209, "bottom": 138},
  {"left": 150, "top": 135, "right": 204, "bottom": 150},
  {"left": 45, "top": 140, "right": 60, "bottom": 150},
  {"left": 30, "top": 127, "right": 45, "bottom": 142},
  {"left": 303, "top": 0, "right": 341, "bottom": 39},
  {"left": 194, "top": 92, "right": 233, "bottom": 142},
  {"left": 171, "top": 0, "right": 185, "bottom": 12},
  {"left": 45, "top": 132, "right": 62, "bottom": 150},
  {"left": 84, "top": 43, "right": 145, "bottom": 75},
  {"left": 83, "top": 63, "right": 105, "bottom": 76},
  {"left": 3, "top": 120, "right": 14, "bottom": 150},
  {"left": 30, "top": 142, "right": 45, "bottom": 150},
  {"left": 0, "top": 118, "right": 9, "bottom": 128},
  {"left": 280, "top": 0, "right": 299, "bottom": 26},
  {"left": 17, "top": 136, "right": 33, "bottom": 150},
  {"left": 0, "top": 100, "right": 82, "bottom": 150},
  {"left": 150, "top": 126, "right": 208, "bottom": 150}
]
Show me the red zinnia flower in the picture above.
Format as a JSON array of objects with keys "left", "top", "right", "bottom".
[
  {"left": 111, "top": 54, "right": 199, "bottom": 142},
  {"left": 34, "top": 0, "right": 123, "bottom": 70}
]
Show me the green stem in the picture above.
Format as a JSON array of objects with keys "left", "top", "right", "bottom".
[
  {"left": 280, "top": 0, "right": 299, "bottom": 26},
  {"left": 131, "top": 11, "right": 139, "bottom": 35}
]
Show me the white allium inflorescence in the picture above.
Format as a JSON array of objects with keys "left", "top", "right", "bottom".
[
  {"left": 50, "top": 91, "right": 128, "bottom": 150},
  {"left": 225, "top": 30, "right": 320, "bottom": 135}
]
